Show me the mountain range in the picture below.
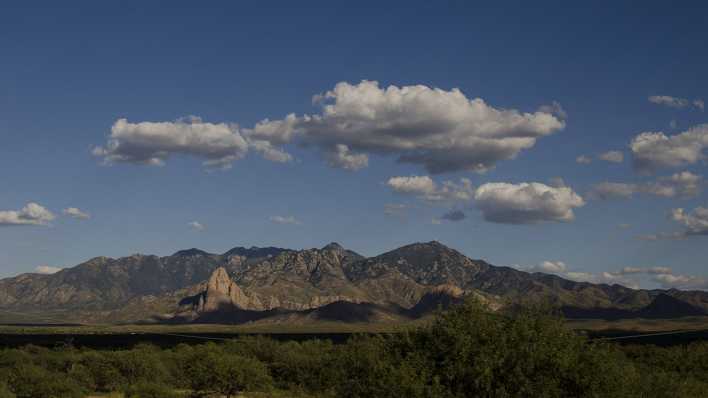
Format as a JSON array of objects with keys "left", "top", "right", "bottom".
[{"left": 1, "top": 241, "right": 707, "bottom": 325}]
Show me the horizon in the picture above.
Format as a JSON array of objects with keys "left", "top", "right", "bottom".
[{"left": 2, "top": 1, "right": 708, "bottom": 291}]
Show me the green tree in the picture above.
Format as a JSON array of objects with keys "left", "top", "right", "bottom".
[
  {"left": 122, "top": 382, "right": 180, "bottom": 398},
  {"left": 182, "top": 349, "right": 272, "bottom": 397}
]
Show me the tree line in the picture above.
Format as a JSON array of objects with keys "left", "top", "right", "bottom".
[{"left": 1, "top": 300, "right": 707, "bottom": 397}]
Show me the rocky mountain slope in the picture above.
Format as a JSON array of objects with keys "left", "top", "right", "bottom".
[{"left": 1, "top": 241, "right": 706, "bottom": 324}]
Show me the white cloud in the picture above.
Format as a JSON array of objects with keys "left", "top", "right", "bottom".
[
  {"left": 670, "top": 119, "right": 678, "bottom": 129},
  {"left": 653, "top": 273, "right": 708, "bottom": 290},
  {"left": 264, "top": 81, "right": 565, "bottom": 173},
  {"left": 608, "top": 266, "right": 673, "bottom": 276},
  {"left": 93, "top": 117, "right": 251, "bottom": 169},
  {"left": 576, "top": 155, "right": 592, "bottom": 164},
  {"left": 0, "top": 203, "right": 55, "bottom": 226},
  {"left": 188, "top": 221, "right": 205, "bottom": 231},
  {"left": 34, "top": 265, "right": 62, "bottom": 274},
  {"left": 63, "top": 207, "right": 90, "bottom": 220},
  {"left": 648, "top": 95, "right": 690, "bottom": 108},
  {"left": 537, "top": 101, "right": 568, "bottom": 120},
  {"left": 325, "top": 144, "right": 368, "bottom": 171},
  {"left": 269, "top": 215, "right": 301, "bottom": 225},
  {"left": 630, "top": 124, "right": 708, "bottom": 174},
  {"left": 386, "top": 176, "right": 474, "bottom": 204},
  {"left": 670, "top": 206, "right": 708, "bottom": 236},
  {"left": 473, "top": 182, "right": 585, "bottom": 224},
  {"left": 598, "top": 150, "right": 624, "bottom": 163},
  {"left": 695, "top": 99, "right": 705, "bottom": 111},
  {"left": 532, "top": 261, "right": 567, "bottom": 273},
  {"left": 640, "top": 205, "right": 708, "bottom": 240},
  {"left": 588, "top": 171, "right": 702, "bottom": 200},
  {"left": 94, "top": 82, "right": 564, "bottom": 174}
]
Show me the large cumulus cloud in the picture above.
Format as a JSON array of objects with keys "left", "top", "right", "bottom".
[
  {"left": 630, "top": 124, "right": 708, "bottom": 174},
  {"left": 94, "top": 81, "right": 565, "bottom": 173},
  {"left": 473, "top": 182, "right": 585, "bottom": 224},
  {"left": 93, "top": 116, "right": 292, "bottom": 169}
]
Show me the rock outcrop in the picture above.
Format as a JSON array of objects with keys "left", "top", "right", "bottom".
[{"left": 195, "top": 267, "right": 261, "bottom": 312}]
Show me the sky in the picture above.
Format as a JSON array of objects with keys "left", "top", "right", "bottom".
[{"left": 1, "top": 1, "right": 708, "bottom": 290}]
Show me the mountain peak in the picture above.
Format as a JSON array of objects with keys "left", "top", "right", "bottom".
[
  {"left": 321, "top": 242, "right": 345, "bottom": 251},
  {"left": 173, "top": 248, "right": 211, "bottom": 257},
  {"left": 222, "top": 246, "right": 289, "bottom": 259}
]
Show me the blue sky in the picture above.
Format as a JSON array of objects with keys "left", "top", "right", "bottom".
[{"left": 1, "top": 1, "right": 707, "bottom": 289}]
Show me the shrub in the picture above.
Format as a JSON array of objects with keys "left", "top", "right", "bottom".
[
  {"left": 181, "top": 349, "right": 272, "bottom": 397},
  {"left": 122, "top": 382, "right": 180, "bottom": 398},
  {"left": 5, "top": 363, "right": 85, "bottom": 398}
]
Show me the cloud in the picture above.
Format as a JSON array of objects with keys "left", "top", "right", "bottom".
[
  {"left": 608, "top": 266, "right": 673, "bottom": 276},
  {"left": 641, "top": 205, "right": 708, "bottom": 240},
  {"left": 669, "top": 206, "right": 708, "bottom": 236},
  {"left": 441, "top": 210, "right": 466, "bottom": 222},
  {"left": 670, "top": 120, "right": 678, "bottom": 129},
  {"left": 386, "top": 176, "right": 474, "bottom": 204},
  {"left": 648, "top": 95, "right": 690, "bottom": 108},
  {"left": 260, "top": 81, "right": 565, "bottom": 173},
  {"left": 34, "top": 265, "right": 62, "bottom": 274},
  {"left": 269, "top": 215, "right": 301, "bottom": 225},
  {"left": 63, "top": 207, "right": 90, "bottom": 220},
  {"left": 618, "top": 223, "right": 632, "bottom": 229},
  {"left": 188, "top": 221, "right": 205, "bottom": 231},
  {"left": 93, "top": 117, "right": 252, "bottom": 169},
  {"left": 95, "top": 82, "right": 565, "bottom": 174},
  {"left": 0, "top": 203, "right": 55, "bottom": 226},
  {"left": 630, "top": 124, "right": 708, "bottom": 174},
  {"left": 653, "top": 273, "right": 708, "bottom": 290},
  {"left": 325, "top": 144, "right": 369, "bottom": 171},
  {"left": 537, "top": 101, "right": 568, "bottom": 120},
  {"left": 598, "top": 150, "right": 624, "bottom": 163},
  {"left": 576, "top": 155, "right": 592, "bottom": 164},
  {"left": 588, "top": 171, "right": 702, "bottom": 200},
  {"left": 647, "top": 95, "right": 703, "bottom": 111},
  {"left": 529, "top": 261, "right": 568, "bottom": 273},
  {"left": 473, "top": 182, "right": 585, "bottom": 224}
]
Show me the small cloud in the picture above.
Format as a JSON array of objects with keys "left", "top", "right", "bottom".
[
  {"left": 431, "top": 218, "right": 442, "bottom": 225},
  {"left": 598, "top": 150, "right": 624, "bottom": 163},
  {"left": 188, "top": 221, "right": 205, "bottom": 231},
  {"left": 63, "top": 207, "right": 91, "bottom": 220},
  {"left": 618, "top": 223, "right": 632, "bottom": 229},
  {"left": 670, "top": 119, "right": 678, "bottom": 129},
  {"left": 537, "top": 101, "right": 568, "bottom": 120},
  {"left": 648, "top": 95, "right": 690, "bottom": 109},
  {"left": 576, "top": 155, "right": 592, "bottom": 164},
  {"left": 694, "top": 99, "right": 705, "bottom": 111},
  {"left": 387, "top": 175, "right": 474, "bottom": 204},
  {"left": 270, "top": 215, "right": 301, "bottom": 225},
  {"left": 548, "top": 177, "right": 567, "bottom": 188},
  {"left": 0, "top": 203, "right": 55, "bottom": 226},
  {"left": 34, "top": 265, "right": 62, "bottom": 274}
]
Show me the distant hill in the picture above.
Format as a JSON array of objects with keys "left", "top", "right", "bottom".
[{"left": 0, "top": 241, "right": 706, "bottom": 324}]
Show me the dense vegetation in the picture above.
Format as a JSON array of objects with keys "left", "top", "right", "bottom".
[{"left": 1, "top": 301, "right": 707, "bottom": 397}]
